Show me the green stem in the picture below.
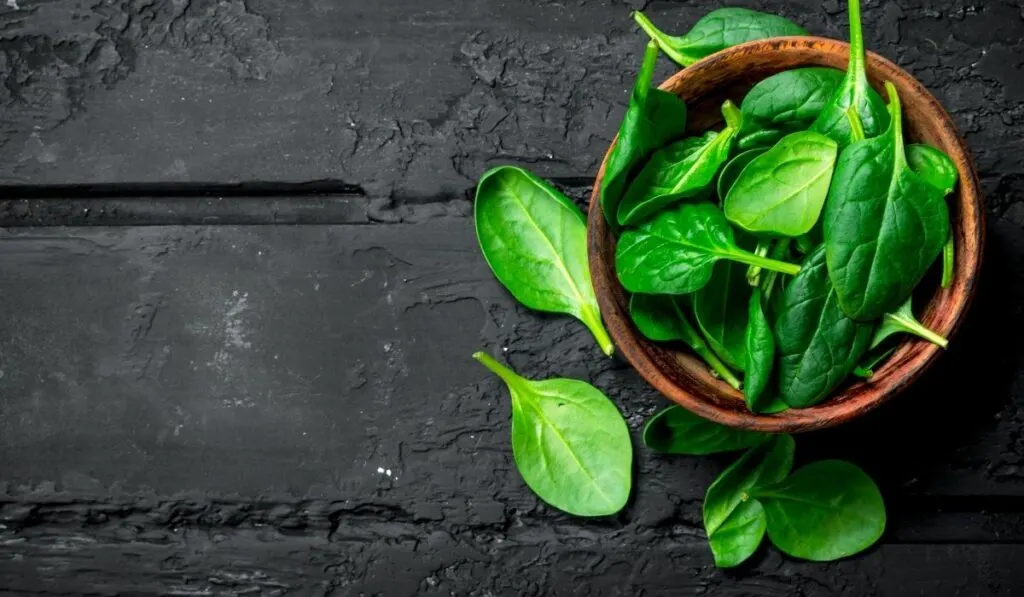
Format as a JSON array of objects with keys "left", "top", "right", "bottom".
[
  {"left": 473, "top": 352, "right": 527, "bottom": 389},
  {"left": 885, "top": 81, "right": 907, "bottom": 166},
  {"left": 581, "top": 305, "right": 616, "bottom": 357},
  {"left": 848, "top": 0, "right": 865, "bottom": 82},
  {"left": 693, "top": 344, "right": 742, "bottom": 390},
  {"left": 634, "top": 40, "right": 660, "bottom": 104},
  {"left": 721, "top": 100, "right": 742, "bottom": 131},
  {"left": 942, "top": 234, "right": 955, "bottom": 288},
  {"left": 633, "top": 12, "right": 690, "bottom": 67},
  {"left": 853, "top": 366, "right": 873, "bottom": 379},
  {"left": 730, "top": 250, "right": 801, "bottom": 277},
  {"left": 846, "top": 105, "right": 866, "bottom": 142},
  {"left": 747, "top": 241, "right": 773, "bottom": 287},
  {"left": 886, "top": 314, "right": 949, "bottom": 349}
]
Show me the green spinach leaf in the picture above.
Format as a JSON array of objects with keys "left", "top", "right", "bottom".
[
  {"left": 741, "top": 67, "right": 845, "bottom": 132},
  {"left": 476, "top": 166, "right": 614, "bottom": 355},
  {"left": 616, "top": 203, "right": 801, "bottom": 295},
  {"left": 704, "top": 435, "right": 795, "bottom": 568},
  {"left": 618, "top": 101, "right": 741, "bottom": 225},
  {"left": 694, "top": 261, "right": 751, "bottom": 371},
  {"left": 905, "top": 143, "right": 959, "bottom": 289},
  {"left": 823, "top": 83, "right": 950, "bottom": 320},
  {"left": 871, "top": 297, "right": 948, "bottom": 350},
  {"left": 630, "top": 294, "right": 741, "bottom": 389},
  {"left": 737, "top": 129, "right": 786, "bottom": 152},
  {"left": 634, "top": 9, "right": 807, "bottom": 68},
  {"left": 725, "top": 131, "right": 838, "bottom": 237},
  {"left": 775, "top": 247, "right": 874, "bottom": 408},
  {"left": 601, "top": 42, "right": 688, "bottom": 231},
  {"left": 753, "top": 460, "right": 886, "bottom": 561},
  {"left": 643, "top": 405, "right": 768, "bottom": 455},
  {"left": 810, "top": 0, "right": 890, "bottom": 147},
  {"left": 717, "top": 147, "right": 769, "bottom": 201},
  {"left": 473, "top": 352, "right": 632, "bottom": 517},
  {"left": 744, "top": 288, "right": 778, "bottom": 413}
]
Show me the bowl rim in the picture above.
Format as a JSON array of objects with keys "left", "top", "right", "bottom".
[{"left": 586, "top": 36, "right": 985, "bottom": 433}]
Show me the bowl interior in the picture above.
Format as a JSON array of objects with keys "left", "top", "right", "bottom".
[{"left": 587, "top": 37, "right": 984, "bottom": 433}]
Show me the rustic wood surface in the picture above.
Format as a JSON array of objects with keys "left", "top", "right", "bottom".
[{"left": 1, "top": 0, "right": 1023, "bottom": 595}]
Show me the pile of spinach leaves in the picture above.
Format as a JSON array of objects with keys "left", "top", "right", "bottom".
[{"left": 468, "top": 0, "right": 956, "bottom": 567}]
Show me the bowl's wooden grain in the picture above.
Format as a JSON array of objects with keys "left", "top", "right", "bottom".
[{"left": 587, "top": 37, "right": 984, "bottom": 433}]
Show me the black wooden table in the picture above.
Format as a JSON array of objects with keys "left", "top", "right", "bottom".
[{"left": 1, "top": 1, "right": 1023, "bottom": 595}]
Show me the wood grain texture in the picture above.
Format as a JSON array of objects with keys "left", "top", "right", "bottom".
[{"left": 588, "top": 37, "right": 983, "bottom": 432}]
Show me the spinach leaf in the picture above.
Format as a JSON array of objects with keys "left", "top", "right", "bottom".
[
  {"left": 476, "top": 166, "right": 615, "bottom": 355},
  {"left": 694, "top": 261, "right": 751, "bottom": 372},
  {"left": 630, "top": 294, "right": 742, "bottom": 389},
  {"left": 870, "top": 297, "right": 948, "bottom": 350},
  {"left": 854, "top": 346, "right": 897, "bottom": 379},
  {"left": 717, "top": 147, "right": 769, "bottom": 201},
  {"left": 753, "top": 460, "right": 886, "bottom": 561},
  {"left": 601, "top": 42, "right": 688, "bottom": 231},
  {"left": 725, "top": 131, "right": 838, "bottom": 237},
  {"left": 741, "top": 68, "right": 845, "bottom": 133},
  {"left": 634, "top": 9, "right": 808, "bottom": 68},
  {"left": 616, "top": 203, "right": 801, "bottom": 295},
  {"left": 823, "top": 83, "right": 950, "bottom": 320},
  {"left": 905, "top": 143, "right": 959, "bottom": 289},
  {"left": 737, "top": 129, "right": 786, "bottom": 152},
  {"left": 810, "top": 0, "right": 890, "bottom": 147},
  {"left": 618, "top": 100, "right": 742, "bottom": 226},
  {"left": 775, "top": 247, "right": 874, "bottom": 408},
  {"left": 744, "top": 288, "right": 778, "bottom": 413},
  {"left": 643, "top": 405, "right": 768, "bottom": 455},
  {"left": 704, "top": 435, "right": 795, "bottom": 568},
  {"left": 473, "top": 352, "right": 632, "bottom": 517}
]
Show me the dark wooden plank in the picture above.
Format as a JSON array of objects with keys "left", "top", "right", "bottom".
[
  {"left": 1, "top": 212, "right": 1023, "bottom": 508},
  {"left": 0, "top": 0, "right": 1021, "bottom": 217}
]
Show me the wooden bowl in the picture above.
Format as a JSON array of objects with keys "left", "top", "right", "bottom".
[{"left": 587, "top": 37, "right": 984, "bottom": 433}]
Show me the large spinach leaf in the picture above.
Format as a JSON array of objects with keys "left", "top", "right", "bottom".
[
  {"left": 618, "top": 102, "right": 742, "bottom": 226},
  {"left": 616, "top": 203, "right": 801, "bottom": 295},
  {"left": 741, "top": 68, "right": 845, "bottom": 133},
  {"left": 703, "top": 435, "right": 795, "bottom": 567},
  {"left": 694, "top": 261, "right": 751, "bottom": 372},
  {"left": 753, "top": 460, "right": 886, "bottom": 561},
  {"left": 810, "top": 0, "right": 889, "bottom": 147},
  {"left": 476, "top": 166, "right": 614, "bottom": 355},
  {"left": 601, "top": 42, "right": 688, "bottom": 231},
  {"left": 473, "top": 352, "right": 632, "bottom": 517},
  {"left": 643, "top": 405, "right": 768, "bottom": 455},
  {"left": 871, "top": 297, "right": 948, "bottom": 350},
  {"left": 634, "top": 9, "right": 807, "bottom": 68},
  {"left": 630, "top": 293, "right": 741, "bottom": 388},
  {"left": 744, "top": 288, "right": 778, "bottom": 413},
  {"left": 775, "top": 247, "right": 874, "bottom": 408},
  {"left": 906, "top": 143, "right": 959, "bottom": 289},
  {"left": 724, "top": 130, "right": 838, "bottom": 237},
  {"left": 823, "top": 83, "right": 950, "bottom": 320}
]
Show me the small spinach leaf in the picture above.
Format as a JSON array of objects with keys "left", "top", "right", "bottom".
[
  {"left": 643, "top": 406, "right": 768, "bottom": 455},
  {"left": 476, "top": 166, "right": 614, "bottom": 355},
  {"left": 744, "top": 288, "right": 777, "bottom": 413},
  {"left": 630, "top": 294, "right": 741, "bottom": 389},
  {"left": 618, "top": 101, "right": 741, "bottom": 225},
  {"left": 775, "top": 247, "right": 874, "bottom": 408},
  {"left": 753, "top": 460, "right": 886, "bottom": 561},
  {"left": 704, "top": 435, "right": 795, "bottom": 568},
  {"left": 601, "top": 42, "right": 688, "bottom": 231},
  {"left": 473, "top": 352, "right": 632, "bottom": 517},
  {"left": 725, "top": 131, "right": 838, "bottom": 237},
  {"left": 871, "top": 297, "right": 948, "bottom": 350},
  {"left": 717, "top": 147, "right": 769, "bottom": 201},
  {"left": 905, "top": 143, "right": 959, "bottom": 289},
  {"left": 616, "top": 203, "right": 801, "bottom": 295},
  {"left": 694, "top": 261, "right": 751, "bottom": 371},
  {"left": 634, "top": 9, "right": 807, "bottom": 68},
  {"left": 741, "top": 67, "right": 845, "bottom": 133},
  {"left": 810, "top": 0, "right": 890, "bottom": 147},
  {"left": 823, "top": 83, "right": 950, "bottom": 320}
]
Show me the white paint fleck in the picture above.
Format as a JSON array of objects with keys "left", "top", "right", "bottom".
[
  {"left": 383, "top": 342, "right": 392, "bottom": 353},
  {"left": 385, "top": 469, "right": 392, "bottom": 476},
  {"left": 6, "top": 1, "right": 19, "bottom": 10},
  {"left": 502, "top": 347, "right": 508, "bottom": 352},
  {"left": 314, "top": 283, "right": 320, "bottom": 291},
  {"left": 385, "top": 292, "right": 393, "bottom": 305},
  {"left": 376, "top": 467, "right": 385, "bottom": 474},
  {"left": 210, "top": 292, "right": 252, "bottom": 372}
]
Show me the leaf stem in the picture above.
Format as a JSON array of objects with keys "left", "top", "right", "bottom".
[
  {"left": 942, "top": 234, "right": 955, "bottom": 288},
  {"left": 747, "top": 240, "right": 773, "bottom": 287},
  {"left": 634, "top": 40, "right": 660, "bottom": 104},
  {"left": 473, "top": 352, "right": 526, "bottom": 389},
  {"left": 848, "top": 0, "right": 865, "bottom": 82},
  {"left": 886, "top": 313, "right": 949, "bottom": 349},
  {"left": 846, "top": 105, "right": 866, "bottom": 142},
  {"left": 730, "top": 250, "right": 801, "bottom": 277},
  {"left": 633, "top": 12, "right": 690, "bottom": 67},
  {"left": 581, "top": 305, "right": 616, "bottom": 357},
  {"left": 694, "top": 344, "right": 742, "bottom": 390}
]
